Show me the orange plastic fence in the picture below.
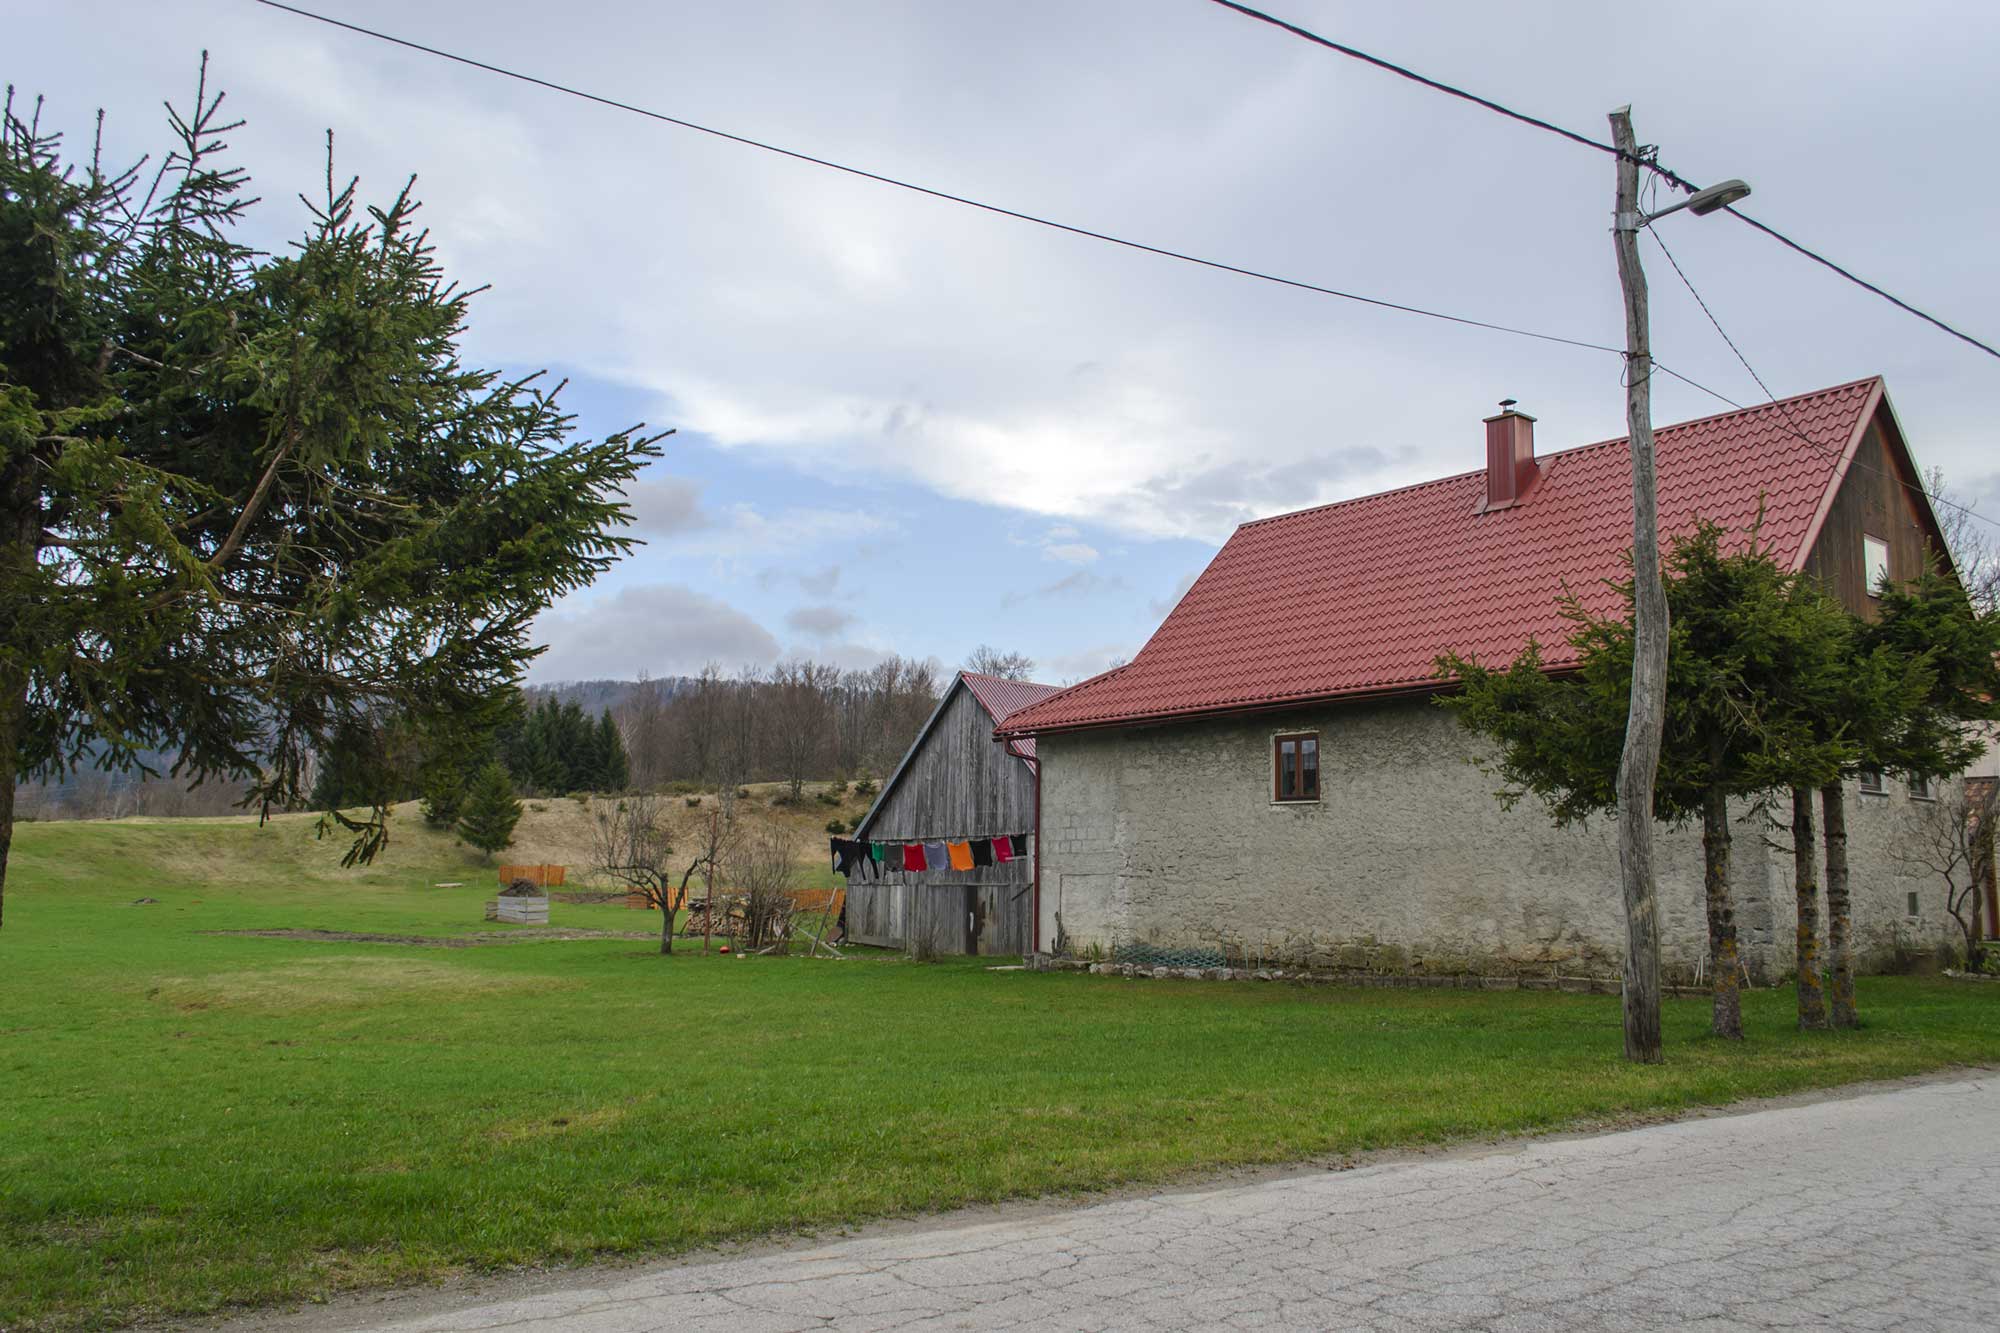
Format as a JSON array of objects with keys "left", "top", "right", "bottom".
[
  {"left": 496, "top": 864, "right": 566, "bottom": 887},
  {"left": 629, "top": 887, "right": 845, "bottom": 914}
]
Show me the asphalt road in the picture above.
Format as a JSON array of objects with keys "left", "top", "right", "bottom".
[{"left": 257, "top": 1073, "right": 1999, "bottom": 1332}]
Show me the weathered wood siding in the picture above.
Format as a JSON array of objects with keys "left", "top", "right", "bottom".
[
  {"left": 845, "top": 682, "right": 1036, "bottom": 956},
  {"left": 1799, "top": 409, "right": 1946, "bottom": 615}
]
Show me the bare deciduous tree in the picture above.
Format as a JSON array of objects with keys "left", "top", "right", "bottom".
[
  {"left": 964, "top": 645, "right": 1037, "bottom": 681},
  {"left": 1892, "top": 777, "right": 1998, "bottom": 971},
  {"left": 771, "top": 660, "right": 838, "bottom": 801},
  {"left": 728, "top": 824, "right": 799, "bottom": 952},
  {"left": 618, "top": 674, "right": 672, "bottom": 789},
  {"left": 1928, "top": 466, "right": 2000, "bottom": 613},
  {"left": 590, "top": 792, "right": 708, "bottom": 955}
]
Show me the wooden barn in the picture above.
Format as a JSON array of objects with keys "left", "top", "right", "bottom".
[{"left": 844, "top": 671, "right": 1058, "bottom": 956}]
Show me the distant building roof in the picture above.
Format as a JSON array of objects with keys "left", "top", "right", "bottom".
[
  {"left": 1000, "top": 378, "right": 1892, "bottom": 737},
  {"left": 960, "top": 672, "right": 1063, "bottom": 763}
]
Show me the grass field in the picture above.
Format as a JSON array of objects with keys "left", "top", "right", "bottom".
[{"left": 3, "top": 805, "right": 1997, "bottom": 1330}]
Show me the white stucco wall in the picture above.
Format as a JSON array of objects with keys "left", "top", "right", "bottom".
[{"left": 1037, "top": 695, "right": 1957, "bottom": 978}]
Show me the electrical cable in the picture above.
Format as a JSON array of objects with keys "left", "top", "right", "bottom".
[
  {"left": 1203, "top": 0, "right": 2000, "bottom": 365},
  {"left": 248, "top": 0, "right": 1976, "bottom": 531},
  {"left": 1645, "top": 223, "right": 2000, "bottom": 536},
  {"left": 245, "top": 0, "right": 1621, "bottom": 359}
]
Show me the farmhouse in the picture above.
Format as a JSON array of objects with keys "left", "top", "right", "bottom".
[
  {"left": 846, "top": 671, "right": 1059, "bottom": 955},
  {"left": 999, "top": 377, "right": 1971, "bottom": 981}
]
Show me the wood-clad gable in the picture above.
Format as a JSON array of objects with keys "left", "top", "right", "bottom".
[
  {"left": 844, "top": 677, "right": 1037, "bottom": 956},
  {"left": 1798, "top": 401, "right": 1955, "bottom": 616}
]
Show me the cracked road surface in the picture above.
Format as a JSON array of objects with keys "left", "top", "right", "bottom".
[{"left": 300, "top": 1075, "right": 1997, "bottom": 1331}]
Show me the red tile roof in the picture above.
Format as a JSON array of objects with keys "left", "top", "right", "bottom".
[
  {"left": 962, "top": 672, "right": 1063, "bottom": 762},
  {"left": 999, "top": 378, "right": 1886, "bottom": 737}
]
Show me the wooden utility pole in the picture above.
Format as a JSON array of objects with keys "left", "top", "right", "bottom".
[{"left": 1608, "top": 106, "right": 1666, "bottom": 1064}]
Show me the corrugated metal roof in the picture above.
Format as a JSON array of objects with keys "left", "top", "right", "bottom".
[
  {"left": 961, "top": 672, "right": 1063, "bottom": 763},
  {"left": 999, "top": 378, "right": 1884, "bottom": 737}
]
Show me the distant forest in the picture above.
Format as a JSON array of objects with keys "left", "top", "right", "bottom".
[{"left": 18, "top": 654, "right": 958, "bottom": 820}]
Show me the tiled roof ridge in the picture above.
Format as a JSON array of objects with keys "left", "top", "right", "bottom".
[
  {"left": 996, "top": 376, "right": 1885, "bottom": 739},
  {"left": 1235, "top": 376, "right": 1880, "bottom": 535}
]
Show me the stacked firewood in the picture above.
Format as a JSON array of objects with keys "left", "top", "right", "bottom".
[{"left": 678, "top": 895, "right": 796, "bottom": 945}]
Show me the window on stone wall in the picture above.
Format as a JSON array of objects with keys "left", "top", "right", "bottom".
[
  {"left": 1908, "top": 774, "right": 1935, "bottom": 801},
  {"left": 1907, "top": 891, "right": 1921, "bottom": 917},
  {"left": 1274, "top": 733, "right": 1319, "bottom": 802},
  {"left": 1859, "top": 769, "right": 1885, "bottom": 795},
  {"left": 1863, "top": 533, "right": 1890, "bottom": 597}
]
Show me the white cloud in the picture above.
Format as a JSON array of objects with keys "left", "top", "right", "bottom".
[
  {"left": 35, "top": 0, "right": 2000, "bottom": 554},
  {"left": 1042, "top": 542, "right": 1099, "bottom": 566},
  {"left": 527, "top": 583, "right": 780, "bottom": 682},
  {"left": 785, "top": 604, "right": 858, "bottom": 638},
  {"left": 620, "top": 472, "right": 710, "bottom": 536}
]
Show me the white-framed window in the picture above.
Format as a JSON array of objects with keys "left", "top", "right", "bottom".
[
  {"left": 1858, "top": 769, "right": 1885, "bottom": 796},
  {"left": 1908, "top": 774, "right": 1936, "bottom": 801},
  {"left": 1273, "top": 732, "right": 1320, "bottom": 803},
  {"left": 1907, "top": 891, "right": 1922, "bottom": 918},
  {"left": 1863, "top": 534, "right": 1890, "bottom": 597}
]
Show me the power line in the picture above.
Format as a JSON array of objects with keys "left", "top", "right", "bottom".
[
  {"left": 1720, "top": 208, "right": 2000, "bottom": 362},
  {"left": 1201, "top": 0, "right": 1635, "bottom": 165},
  {"left": 1203, "top": 0, "right": 2000, "bottom": 366},
  {"left": 1645, "top": 222, "right": 2000, "bottom": 538},
  {"left": 245, "top": 0, "right": 1619, "bottom": 359}
]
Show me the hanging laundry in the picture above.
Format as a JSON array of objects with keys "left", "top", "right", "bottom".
[
  {"left": 946, "top": 840, "right": 975, "bottom": 871},
  {"left": 885, "top": 842, "right": 905, "bottom": 873},
  {"left": 1008, "top": 833, "right": 1030, "bottom": 858},
  {"left": 923, "top": 840, "right": 948, "bottom": 871},
  {"left": 991, "top": 837, "right": 1013, "bottom": 865},
  {"left": 970, "top": 838, "right": 994, "bottom": 867},
  {"left": 903, "top": 841, "right": 928, "bottom": 872},
  {"left": 869, "top": 841, "right": 885, "bottom": 864},
  {"left": 831, "top": 838, "right": 857, "bottom": 876}
]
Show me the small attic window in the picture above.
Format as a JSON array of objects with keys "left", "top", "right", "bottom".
[{"left": 1863, "top": 534, "right": 1890, "bottom": 597}]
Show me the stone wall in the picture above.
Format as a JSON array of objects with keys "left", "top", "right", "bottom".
[{"left": 1036, "top": 695, "right": 1954, "bottom": 980}]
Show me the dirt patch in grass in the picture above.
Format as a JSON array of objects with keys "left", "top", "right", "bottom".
[
  {"left": 202, "top": 928, "right": 654, "bottom": 947},
  {"left": 146, "top": 955, "right": 567, "bottom": 1012}
]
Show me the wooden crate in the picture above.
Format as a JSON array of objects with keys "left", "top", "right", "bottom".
[{"left": 491, "top": 897, "right": 549, "bottom": 925}]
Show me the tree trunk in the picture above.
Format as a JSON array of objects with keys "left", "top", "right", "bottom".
[
  {"left": 1792, "top": 787, "right": 1828, "bottom": 1029},
  {"left": 1704, "top": 780, "right": 1743, "bottom": 1040},
  {"left": 1822, "top": 782, "right": 1858, "bottom": 1028},
  {"left": 0, "top": 689, "right": 18, "bottom": 932},
  {"left": 659, "top": 890, "right": 673, "bottom": 955},
  {"left": 2, "top": 454, "right": 40, "bottom": 932}
]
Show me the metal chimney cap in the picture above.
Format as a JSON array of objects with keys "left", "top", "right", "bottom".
[{"left": 1498, "top": 398, "right": 1518, "bottom": 411}]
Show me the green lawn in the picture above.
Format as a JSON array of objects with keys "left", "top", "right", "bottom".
[{"left": 3, "top": 811, "right": 1997, "bottom": 1331}]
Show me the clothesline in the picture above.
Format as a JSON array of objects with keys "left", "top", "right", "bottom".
[{"left": 830, "top": 833, "right": 1032, "bottom": 882}]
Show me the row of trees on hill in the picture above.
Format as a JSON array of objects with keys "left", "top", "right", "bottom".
[
  {"left": 613, "top": 656, "right": 945, "bottom": 797},
  {"left": 1441, "top": 521, "right": 2000, "bottom": 1052}
]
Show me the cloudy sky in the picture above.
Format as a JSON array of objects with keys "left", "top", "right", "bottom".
[{"left": 20, "top": 0, "right": 2000, "bottom": 684}]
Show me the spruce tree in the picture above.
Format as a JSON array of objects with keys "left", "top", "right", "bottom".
[
  {"left": 1815, "top": 568, "right": 2000, "bottom": 1026},
  {"left": 0, "top": 67, "right": 663, "bottom": 920},
  {"left": 597, "top": 711, "right": 630, "bottom": 792},
  {"left": 457, "top": 762, "right": 522, "bottom": 860},
  {"left": 1443, "top": 523, "right": 1850, "bottom": 1041}
]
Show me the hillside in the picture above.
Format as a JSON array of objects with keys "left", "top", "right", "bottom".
[{"left": 14, "top": 779, "right": 872, "bottom": 902}]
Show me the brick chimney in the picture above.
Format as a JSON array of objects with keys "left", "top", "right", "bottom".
[{"left": 1482, "top": 400, "right": 1538, "bottom": 511}]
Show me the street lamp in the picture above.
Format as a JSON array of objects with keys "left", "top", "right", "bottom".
[
  {"left": 1604, "top": 105, "right": 1751, "bottom": 1065},
  {"left": 1632, "top": 178, "right": 1754, "bottom": 228}
]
